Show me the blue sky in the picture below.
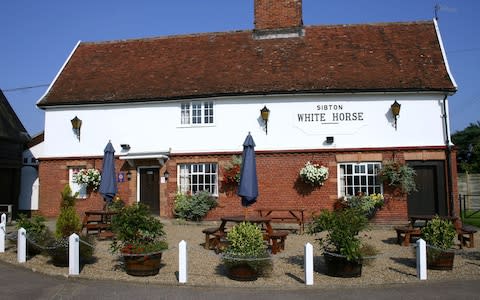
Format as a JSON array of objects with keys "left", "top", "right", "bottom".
[{"left": 1, "top": 0, "right": 479, "bottom": 135}]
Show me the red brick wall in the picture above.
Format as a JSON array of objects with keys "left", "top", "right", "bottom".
[
  {"left": 254, "top": 0, "right": 303, "bottom": 30},
  {"left": 38, "top": 148, "right": 459, "bottom": 225},
  {"left": 38, "top": 157, "right": 133, "bottom": 217}
]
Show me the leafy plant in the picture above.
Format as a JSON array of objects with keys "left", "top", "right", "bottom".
[
  {"left": 308, "top": 208, "right": 368, "bottom": 261},
  {"left": 379, "top": 161, "right": 417, "bottom": 194},
  {"left": 343, "top": 193, "right": 384, "bottom": 219},
  {"left": 15, "top": 214, "right": 53, "bottom": 255},
  {"left": 110, "top": 203, "right": 168, "bottom": 254},
  {"left": 107, "top": 196, "right": 125, "bottom": 212},
  {"left": 74, "top": 168, "right": 101, "bottom": 190},
  {"left": 55, "top": 206, "right": 82, "bottom": 238},
  {"left": 421, "top": 216, "right": 456, "bottom": 251},
  {"left": 173, "top": 190, "right": 217, "bottom": 221},
  {"left": 222, "top": 222, "right": 272, "bottom": 276},
  {"left": 60, "top": 184, "right": 78, "bottom": 209}
]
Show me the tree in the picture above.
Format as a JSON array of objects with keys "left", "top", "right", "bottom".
[{"left": 451, "top": 122, "right": 480, "bottom": 173}]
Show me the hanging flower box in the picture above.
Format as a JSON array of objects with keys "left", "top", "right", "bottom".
[
  {"left": 74, "top": 168, "right": 101, "bottom": 191},
  {"left": 299, "top": 161, "right": 329, "bottom": 186}
]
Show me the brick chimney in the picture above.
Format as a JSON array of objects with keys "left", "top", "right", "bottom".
[{"left": 254, "top": 0, "right": 303, "bottom": 30}]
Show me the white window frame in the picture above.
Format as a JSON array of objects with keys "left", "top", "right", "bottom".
[
  {"left": 180, "top": 101, "right": 215, "bottom": 126},
  {"left": 337, "top": 162, "right": 382, "bottom": 197},
  {"left": 177, "top": 163, "right": 218, "bottom": 196},
  {"left": 69, "top": 166, "right": 87, "bottom": 199}
]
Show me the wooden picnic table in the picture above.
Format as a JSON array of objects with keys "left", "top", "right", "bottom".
[
  {"left": 255, "top": 208, "right": 306, "bottom": 234},
  {"left": 82, "top": 210, "right": 118, "bottom": 235},
  {"left": 214, "top": 215, "right": 288, "bottom": 254},
  {"left": 408, "top": 214, "right": 458, "bottom": 228}
]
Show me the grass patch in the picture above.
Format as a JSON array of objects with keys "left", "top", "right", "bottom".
[{"left": 461, "top": 209, "right": 480, "bottom": 228}]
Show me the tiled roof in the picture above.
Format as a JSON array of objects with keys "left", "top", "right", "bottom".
[{"left": 38, "top": 21, "right": 456, "bottom": 107}]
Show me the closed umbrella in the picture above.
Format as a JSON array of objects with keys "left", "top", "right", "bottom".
[
  {"left": 98, "top": 141, "right": 117, "bottom": 207},
  {"left": 237, "top": 133, "right": 258, "bottom": 216}
]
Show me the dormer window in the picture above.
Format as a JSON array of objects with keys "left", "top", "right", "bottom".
[{"left": 181, "top": 101, "right": 214, "bottom": 125}]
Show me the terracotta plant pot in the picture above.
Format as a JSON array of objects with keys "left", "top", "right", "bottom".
[
  {"left": 427, "top": 249, "right": 455, "bottom": 270},
  {"left": 324, "top": 252, "right": 363, "bottom": 278},
  {"left": 122, "top": 251, "right": 163, "bottom": 276}
]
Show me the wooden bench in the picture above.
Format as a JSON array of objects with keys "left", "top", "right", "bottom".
[
  {"left": 394, "top": 226, "right": 421, "bottom": 246},
  {"left": 202, "top": 227, "right": 222, "bottom": 249},
  {"left": 268, "top": 230, "right": 289, "bottom": 254},
  {"left": 458, "top": 225, "right": 477, "bottom": 248},
  {"left": 82, "top": 215, "right": 110, "bottom": 235}
]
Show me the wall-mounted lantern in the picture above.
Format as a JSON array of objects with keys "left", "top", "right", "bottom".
[
  {"left": 260, "top": 105, "right": 270, "bottom": 135},
  {"left": 163, "top": 170, "right": 170, "bottom": 181},
  {"left": 71, "top": 116, "right": 82, "bottom": 141},
  {"left": 390, "top": 100, "right": 401, "bottom": 130},
  {"left": 126, "top": 170, "right": 132, "bottom": 181}
]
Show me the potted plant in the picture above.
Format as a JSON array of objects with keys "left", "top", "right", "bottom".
[
  {"left": 299, "top": 161, "right": 329, "bottom": 186},
  {"left": 341, "top": 193, "right": 385, "bottom": 219},
  {"left": 46, "top": 185, "right": 95, "bottom": 266},
  {"left": 13, "top": 214, "right": 53, "bottom": 256},
  {"left": 222, "top": 222, "right": 272, "bottom": 281},
  {"left": 110, "top": 203, "right": 168, "bottom": 276},
  {"left": 421, "top": 216, "right": 457, "bottom": 270},
  {"left": 308, "top": 207, "right": 369, "bottom": 277},
  {"left": 379, "top": 160, "right": 417, "bottom": 194}
]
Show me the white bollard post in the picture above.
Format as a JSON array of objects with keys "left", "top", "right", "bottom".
[
  {"left": 416, "top": 238, "right": 427, "bottom": 280},
  {"left": 304, "top": 242, "right": 314, "bottom": 285},
  {"left": 0, "top": 213, "right": 6, "bottom": 253},
  {"left": 69, "top": 233, "right": 80, "bottom": 275},
  {"left": 179, "top": 240, "right": 188, "bottom": 283},
  {"left": 17, "top": 228, "right": 26, "bottom": 263}
]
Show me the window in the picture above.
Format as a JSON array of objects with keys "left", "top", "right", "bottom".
[
  {"left": 178, "top": 163, "right": 218, "bottom": 195},
  {"left": 338, "top": 162, "right": 382, "bottom": 197},
  {"left": 69, "top": 167, "right": 87, "bottom": 199},
  {"left": 180, "top": 101, "right": 214, "bottom": 125}
]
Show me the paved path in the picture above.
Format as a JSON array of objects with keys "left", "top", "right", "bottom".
[{"left": 1, "top": 261, "right": 479, "bottom": 299}]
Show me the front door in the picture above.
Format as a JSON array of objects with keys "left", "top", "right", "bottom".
[
  {"left": 139, "top": 168, "right": 160, "bottom": 215},
  {"left": 407, "top": 161, "right": 447, "bottom": 216}
]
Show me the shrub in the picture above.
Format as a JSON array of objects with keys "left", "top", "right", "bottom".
[
  {"left": 223, "top": 222, "right": 272, "bottom": 276},
  {"left": 174, "top": 191, "right": 217, "bottom": 221},
  {"left": 110, "top": 203, "right": 167, "bottom": 254},
  {"left": 379, "top": 161, "right": 417, "bottom": 194},
  {"left": 308, "top": 208, "right": 368, "bottom": 261},
  {"left": 421, "top": 216, "right": 456, "bottom": 251},
  {"left": 60, "top": 184, "right": 78, "bottom": 209},
  {"left": 55, "top": 206, "right": 82, "bottom": 239},
  {"left": 15, "top": 214, "right": 53, "bottom": 255},
  {"left": 343, "top": 193, "right": 384, "bottom": 219}
]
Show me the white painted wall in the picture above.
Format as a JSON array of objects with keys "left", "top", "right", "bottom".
[
  {"left": 18, "top": 142, "right": 43, "bottom": 210},
  {"left": 41, "top": 93, "right": 450, "bottom": 158}
]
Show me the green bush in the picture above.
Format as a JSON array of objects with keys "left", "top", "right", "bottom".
[
  {"left": 223, "top": 222, "right": 272, "bottom": 276},
  {"left": 55, "top": 206, "right": 82, "bottom": 239},
  {"left": 421, "top": 216, "right": 456, "bottom": 250},
  {"left": 60, "top": 184, "right": 78, "bottom": 209},
  {"left": 110, "top": 203, "right": 167, "bottom": 254},
  {"left": 15, "top": 214, "right": 54, "bottom": 255},
  {"left": 308, "top": 208, "right": 368, "bottom": 261},
  {"left": 174, "top": 191, "right": 217, "bottom": 221}
]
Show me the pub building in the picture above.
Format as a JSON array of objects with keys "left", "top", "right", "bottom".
[{"left": 34, "top": 0, "right": 458, "bottom": 224}]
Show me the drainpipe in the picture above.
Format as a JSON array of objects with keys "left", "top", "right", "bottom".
[{"left": 442, "top": 94, "right": 455, "bottom": 217}]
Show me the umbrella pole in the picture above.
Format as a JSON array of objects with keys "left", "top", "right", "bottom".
[{"left": 244, "top": 207, "right": 247, "bottom": 220}]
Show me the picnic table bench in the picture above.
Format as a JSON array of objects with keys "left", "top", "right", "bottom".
[
  {"left": 82, "top": 210, "right": 117, "bottom": 236},
  {"left": 457, "top": 225, "right": 477, "bottom": 248},
  {"left": 255, "top": 208, "right": 306, "bottom": 234}
]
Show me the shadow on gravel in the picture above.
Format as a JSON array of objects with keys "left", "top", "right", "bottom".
[
  {"left": 390, "top": 257, "right": 416, "bottom": 268},
  {"left": 382, "top": 237, "right": 399, "bottom": 245}
]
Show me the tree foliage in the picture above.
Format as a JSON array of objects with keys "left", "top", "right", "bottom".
[{"left": 452, "top": 122, "right": 480, "bottom": 173}]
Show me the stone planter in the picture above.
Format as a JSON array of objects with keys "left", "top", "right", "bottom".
[
  {"left": 324, "top": 252, "right": 363, "bottom": 278},
  {"left": 427, "top": 249, "right": 455, "bottom": 270},
  {"left": 122, "top": 251, "right": 163, "bottom": 276}
]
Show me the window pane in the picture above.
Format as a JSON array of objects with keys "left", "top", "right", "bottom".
[{"left": 338, "top": 162, "right": 382, "bottom": 197}]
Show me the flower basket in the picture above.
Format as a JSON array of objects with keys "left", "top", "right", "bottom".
[
  {"left": 74, "top": 168, "right": 101, "bottom": 191},
  {"left": 299, "top": 161, "right": 329, "bottom": 186}
]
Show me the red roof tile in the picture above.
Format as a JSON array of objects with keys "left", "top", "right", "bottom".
[{"left": 38, "top": 21, "right": 456, "bottom": 107}]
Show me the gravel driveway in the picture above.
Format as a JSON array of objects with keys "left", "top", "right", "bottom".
[{"left": 1, "top": 220, "right": 479, "bottom": 288}]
